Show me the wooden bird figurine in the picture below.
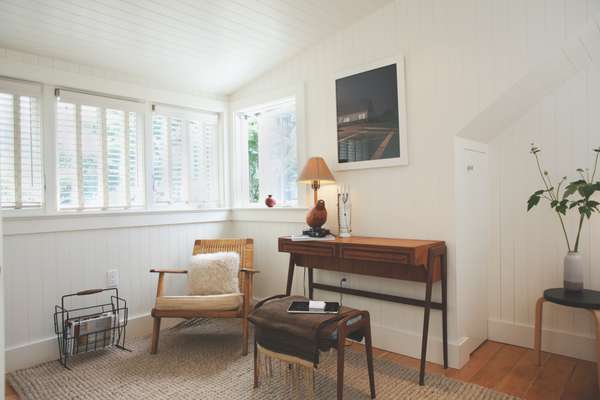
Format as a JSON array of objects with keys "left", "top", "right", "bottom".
[{"left": 306, "top": 199, "right": 328, "bottom": 230}]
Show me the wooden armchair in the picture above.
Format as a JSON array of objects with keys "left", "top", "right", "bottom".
[{"left": 150, "top": 238, "right": 258, "bottom": 356}]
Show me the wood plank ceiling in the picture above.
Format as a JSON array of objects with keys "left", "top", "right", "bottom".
[{"left": 0, "top": 0, "right": 392, "bottom": 95}]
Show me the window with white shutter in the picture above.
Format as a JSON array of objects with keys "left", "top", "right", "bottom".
[
  {"left": 55, "top": 89, "right": 145, "bottom": 210},
  {"left": 0, "top": 79, "right": 43, "bottom": 209},
  {"left": 151, "top": 105, "right": 220, "bottom": 207}
]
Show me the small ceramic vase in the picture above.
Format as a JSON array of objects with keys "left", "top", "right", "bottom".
[
  {"left": 265, "top": 195, "right": 276, "bottom": 208},
  {"left": 564, "top": 252, "right": 584, "bottom": 292}
]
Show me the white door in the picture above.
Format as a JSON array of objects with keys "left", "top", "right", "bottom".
[{"left": 455, "top": 139, "right": 489, "bottom": 358}]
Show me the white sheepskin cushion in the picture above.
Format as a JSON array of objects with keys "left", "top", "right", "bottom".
[{"left": 186, "top": 252, "right": 240, "bottom": 296}]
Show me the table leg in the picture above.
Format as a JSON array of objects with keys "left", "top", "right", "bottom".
[
  {"left": 441, "top": 252, "right": 448, "bottom": 369},
  {"left": 308, "top": 267, "right": 314, "bottom": 300},
  {"left": 285, "top": 254, "right": 295, "bottom": 296},
  {"left": 534, "top": 297, "right": 545, "bottom": 366},
  {"left": 591, "top": 310, "right": 600, "bottom": 392},
  {"left": 419, "top": 265, "right": 434, "bottom": 386}
]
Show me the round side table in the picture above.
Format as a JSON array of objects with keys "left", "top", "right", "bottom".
[{"left": 534, "top": 288, "right": 600, "bottom": 389}]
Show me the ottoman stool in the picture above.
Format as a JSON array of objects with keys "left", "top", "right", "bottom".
[{"left": 248, "top": 295, "right": 376, "bottom": 400}]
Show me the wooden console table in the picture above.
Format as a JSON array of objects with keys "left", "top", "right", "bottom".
[{"left": 278, "top": 236, "right": 447, "bottom": 385}]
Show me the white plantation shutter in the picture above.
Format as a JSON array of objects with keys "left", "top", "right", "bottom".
[
  {"left": 55, "top": 90, "right": 145, "bottom": 210},
  {"left": 127, "top": 112, "right": 144, "bottom": 207},
  {"left": 0, "top": 79, "right": 43, "bottom": 209},
  {"left": 189, "top": 117, "right": 219, "bottom": 207},
  {"left": 151, "top": 115, "right": 169, "bottom": 203},
  {"left": 152, "top": 105, "right": 220, "bottom": 207},
  {"left": 169, "top": 118, "right": 187, "bottom": 203}
]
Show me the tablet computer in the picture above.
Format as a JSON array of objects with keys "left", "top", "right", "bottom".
[{"left": 287, "top": 301, "right": 340, "bottom": 314}]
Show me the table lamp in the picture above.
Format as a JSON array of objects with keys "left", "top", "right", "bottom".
[{"left": 298, "top": 157, "right": 336, "bottom": 237}]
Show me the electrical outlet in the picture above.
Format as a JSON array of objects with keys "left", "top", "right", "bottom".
[
  {"left": 340, "top": 276, "right": 348, "bottom": 288},
  {"left": 106, "top": 269, "right": 119, "bottom": 288}
]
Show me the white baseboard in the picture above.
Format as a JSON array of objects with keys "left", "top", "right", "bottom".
[
  {"left": 5, "top": 313, "right": 181, "bottom": 372},
  {"left": 488, "top": 318, "right": 596, "bottom": 362},
  {"left": 370, "top": 322, "right": 471, "bottom": 369}
]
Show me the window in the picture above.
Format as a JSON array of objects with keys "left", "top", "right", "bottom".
[
  {"left": 236, "top": 98, "right": 298, "bottom": 206},
  {"left": 55, "top": 90, "right": 144, "bottom": 210},
  {"left": 151, "top": 105, "right": 220, "bottom": 207},
  {"left": 0, "top": 79, "right": 43, "bottom": 209}
]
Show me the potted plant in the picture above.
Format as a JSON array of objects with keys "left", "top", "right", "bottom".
[{"left": 527, "top": 145, "right": 600, "bottom": 291}]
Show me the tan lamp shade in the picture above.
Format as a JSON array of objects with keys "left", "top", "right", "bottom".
[
  {"left": 298, "top": 157, "right": 335, "bottom": 205},
  {"left": 298, "top": 157, "right": 336, "bottom": 184}
]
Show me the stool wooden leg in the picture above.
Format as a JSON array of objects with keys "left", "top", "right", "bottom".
[
  {"left": 591, "top": 310, "right": 600, "bottom": 391},
  {"left": 337, "top": 328, "right": 346, "bottom": 400},
  {"left": 364, "top": 315, "right": 376, "bottom": 399},
  {"left": 253, "top": 340, "right": 259, "bottom": 388},
  {"left": 534, "top": 297, "right": 545, "bottom": 366}
]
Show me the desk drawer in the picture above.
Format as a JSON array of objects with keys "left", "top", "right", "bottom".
[
  {"left": 279, "top": 241, "right": 335, "bottom": 257},
  {"left": 340, "top": 246, "right": 409, "bottom": 264}
]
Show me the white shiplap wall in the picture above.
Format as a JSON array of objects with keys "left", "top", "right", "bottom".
[
  {"left": 4, "top": 221, "right": 232, "bottom": 367},
  {"left": 488, "top": 68, "right": 600, "bottom": 361},
  {"left": 231, "top": 0, "right": 600, "bottom": 364}
]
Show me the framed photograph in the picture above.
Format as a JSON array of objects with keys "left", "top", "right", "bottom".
[{"left": 334, "top": 56, "right": 408, "bottom": 171}]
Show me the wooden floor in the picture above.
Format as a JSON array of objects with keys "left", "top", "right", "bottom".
[{"left": 5, "top": 341, "right": 598, "bottom": 399}]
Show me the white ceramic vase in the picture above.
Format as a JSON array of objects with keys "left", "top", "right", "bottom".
[{"left": 564, "top": 252, "right": 584, "bottom": 292}]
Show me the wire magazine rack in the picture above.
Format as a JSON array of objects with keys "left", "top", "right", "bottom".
[{"left": 54, "top": 288, "right": 129, "bottom": 368}]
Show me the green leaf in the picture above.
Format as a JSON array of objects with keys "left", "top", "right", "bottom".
[
  {"left": 564, "top": 180, "right": 586, "bottom": 198},
  {"left": 527, "top": 195, "right": 541, "bottom": 211},
  {"left": 579, "top": 206, "right": 593, "bottom": 219},
  {"left": 578, "top": 183, "right": 596, "bottom": 198}
]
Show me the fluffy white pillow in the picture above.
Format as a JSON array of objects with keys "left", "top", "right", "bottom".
[{"left": 186, "top": 252, "right": 240, "bottom": 295}]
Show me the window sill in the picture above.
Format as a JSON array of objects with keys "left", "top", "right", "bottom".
[
  {"left": 230, "top": 207, "right": 307, "bottom": 223},
  {"left": 2, "top": 206, "right": 309, "bottom": 236},
  {"left": 3, "top": 208, "right": 231, "bottom": 236}
]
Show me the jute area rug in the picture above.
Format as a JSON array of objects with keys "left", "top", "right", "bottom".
[{"left": 8, "top": 319, "right": 518, "bottom": 399}]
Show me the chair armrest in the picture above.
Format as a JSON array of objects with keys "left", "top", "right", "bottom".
[
  {"left": 240, "top": 268, "right": 260, "bottom": 274},
  {"left": 150, "top": 268, "right": 188, "bottom": 274}
]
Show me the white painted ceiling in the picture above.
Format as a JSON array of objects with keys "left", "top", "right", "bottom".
[{"left": 0, "top": 0, "right": 391, "bottom": 95}]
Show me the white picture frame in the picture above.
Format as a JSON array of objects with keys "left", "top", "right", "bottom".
[{"left": 334, "top": 56, "right": 408, "bottom": 171}]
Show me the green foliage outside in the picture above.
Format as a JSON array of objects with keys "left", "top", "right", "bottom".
[{"left": 247, "top": 119, "right": 259, "bottom": 203}]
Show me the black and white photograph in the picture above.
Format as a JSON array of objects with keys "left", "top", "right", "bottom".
[{"left": 335, "top": 59, "right": 408, "bottom": 170}]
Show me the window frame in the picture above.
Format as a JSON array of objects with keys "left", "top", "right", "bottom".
[
  {"left": 54, "top": 89, "right": 146, "bottom": 211},
  {"left": 0, "top": 78, "right": 45, "bottom": 216},
  {"left": 230, "top": 84, "right": 306, "bottom": 209},
  {"left": 148, "top": 103, "right": 223, "bottom": 211}
]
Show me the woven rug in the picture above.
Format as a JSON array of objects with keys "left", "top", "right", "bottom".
[{"left": 8, "top": 319, "right": 518, "bottom": 399}]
